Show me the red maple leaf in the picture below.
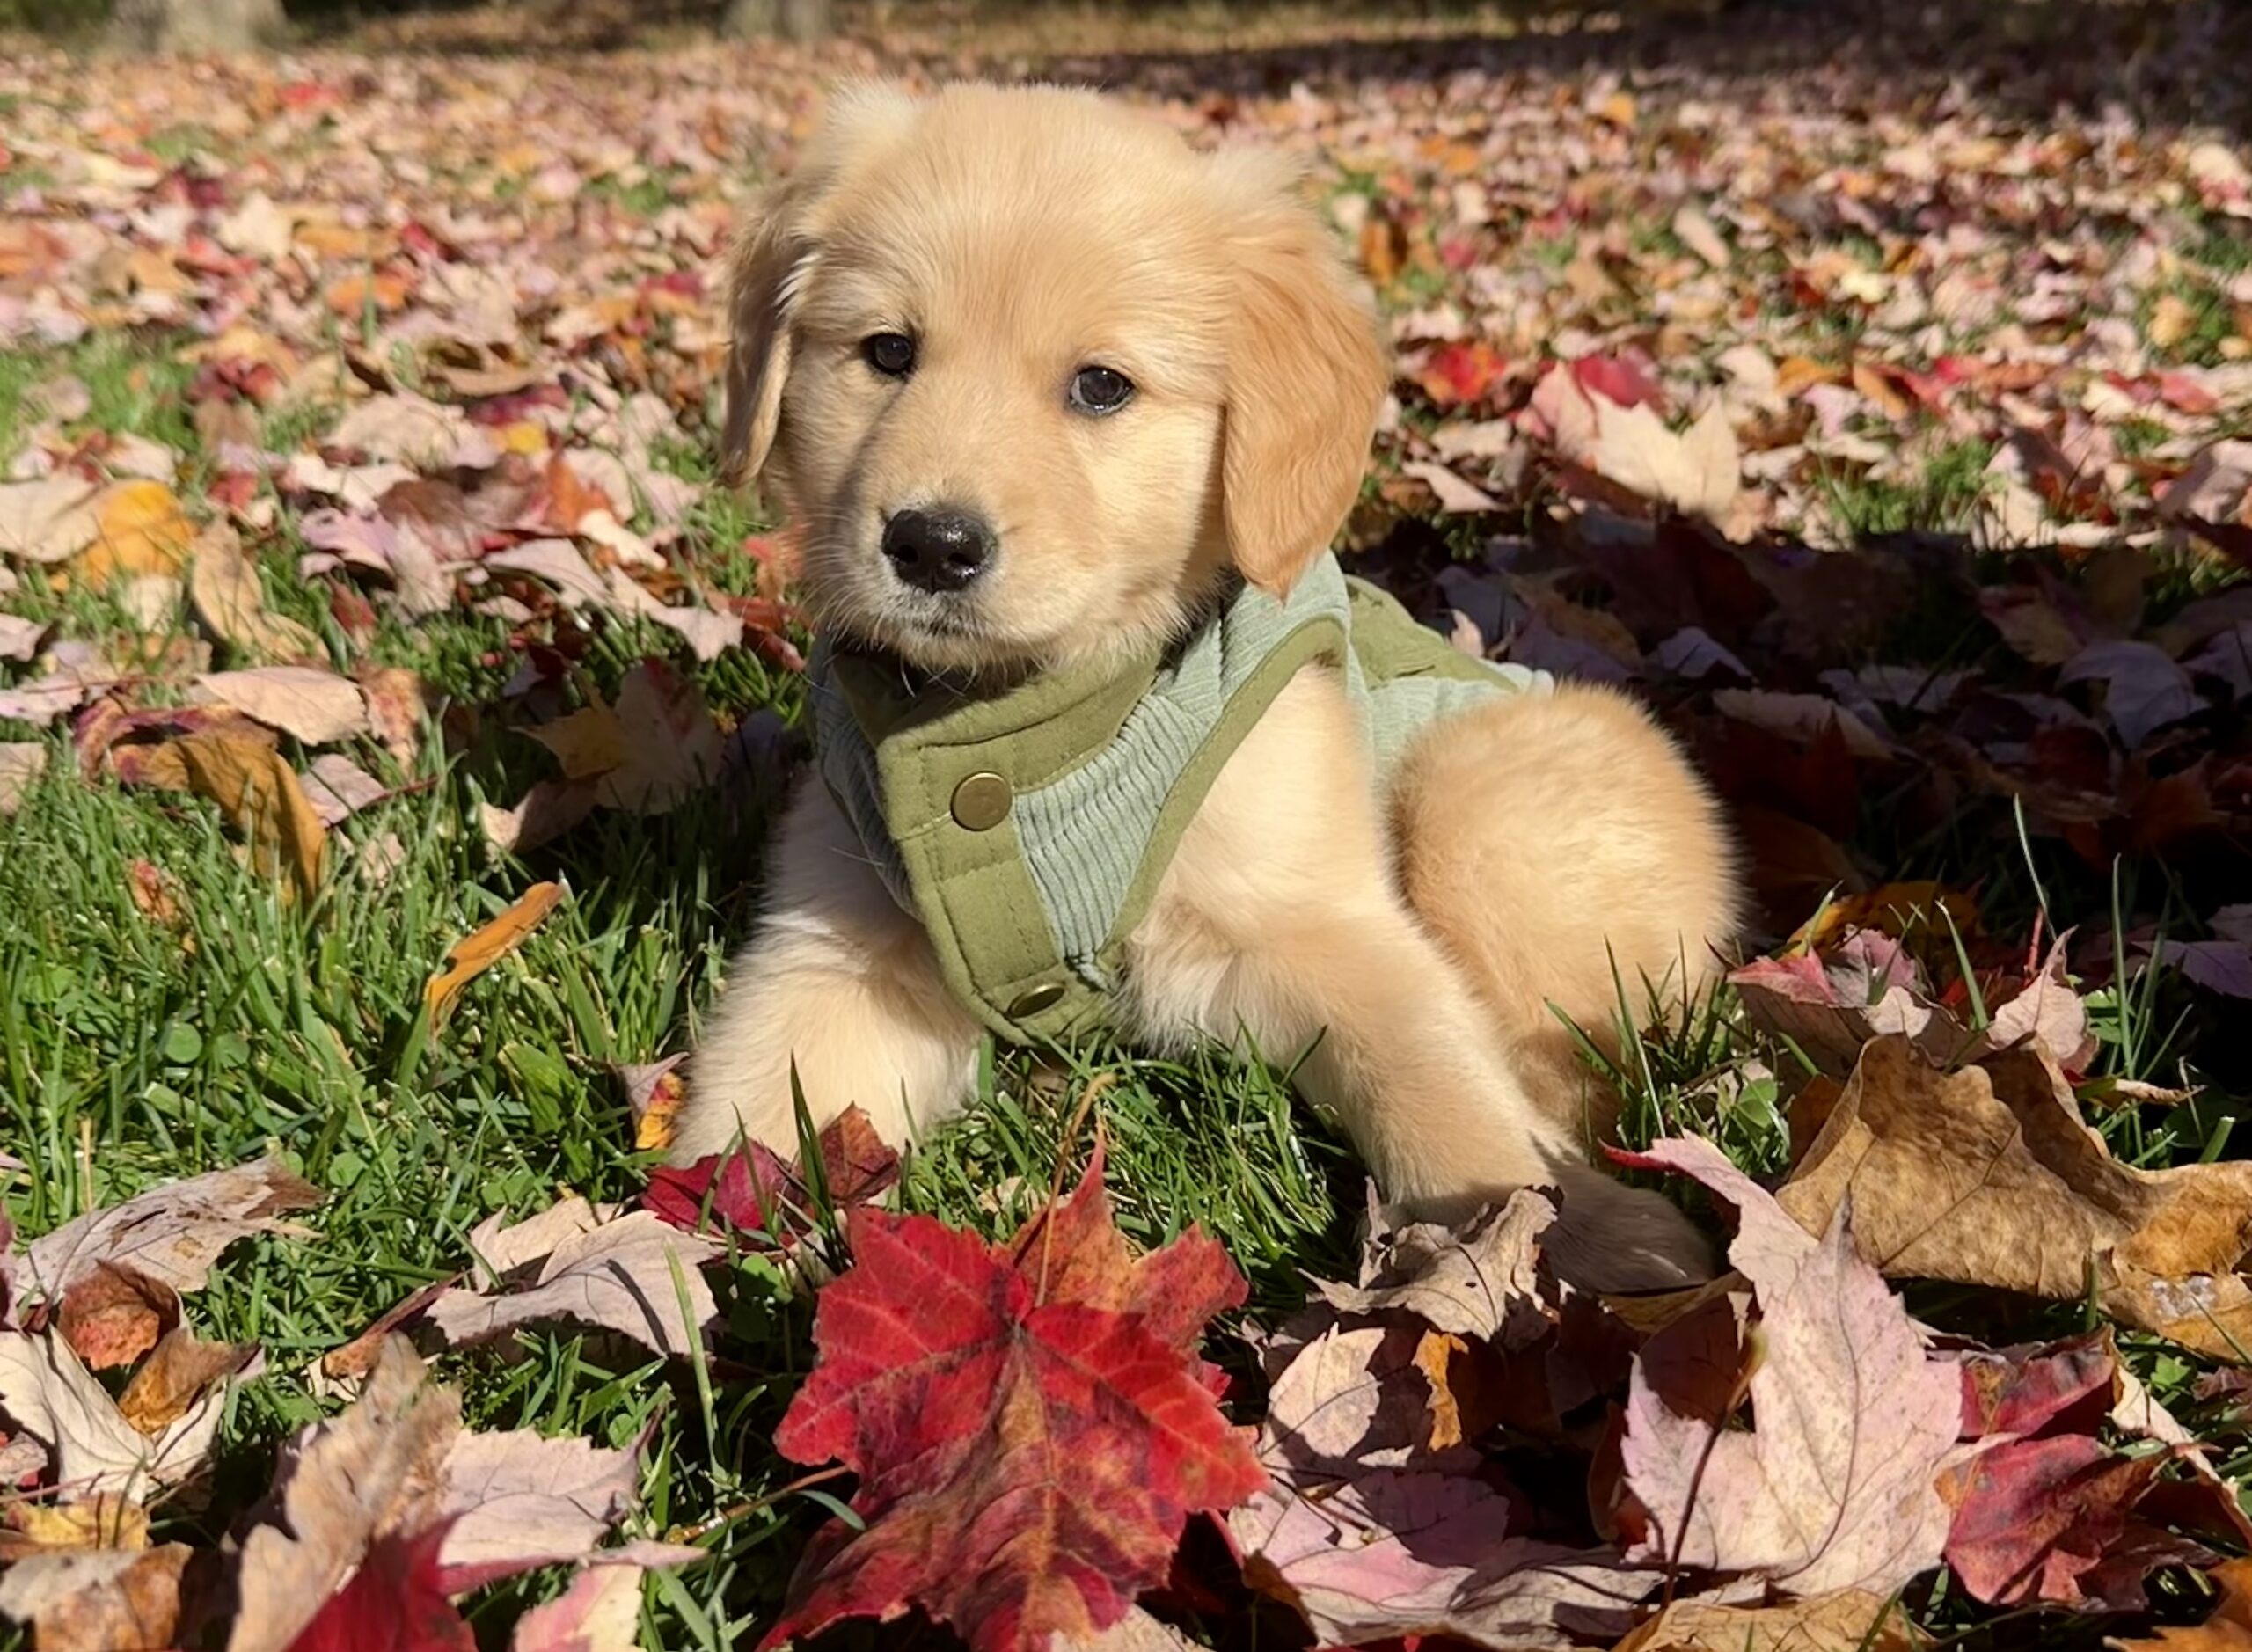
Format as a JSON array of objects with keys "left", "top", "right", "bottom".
[
  {"left": 763, "top": 1148, "right": 1264, "bottom": 1652},
  {"left": 643, "top": 1104, "right": 899, "bottom": 1244},
  {"left": 285, "top": 1524, "right": 472, "bottom": 1652}
]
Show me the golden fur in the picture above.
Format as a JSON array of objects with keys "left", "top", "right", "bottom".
[{"left": 680, "top": 82, "right": 1742, "bottom": 1291}]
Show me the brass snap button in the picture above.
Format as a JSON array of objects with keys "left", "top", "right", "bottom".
[
  {"left": 1007, "top": 982, "right": 1066, "bottom": 1020},
  {"left": 950, "top": 771, "right": 1012, "bottom": 831}
]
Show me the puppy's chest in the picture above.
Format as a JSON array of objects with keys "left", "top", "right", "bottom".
[{"left": 808, "top": 557, "right": 1549, "bottom": 1046}]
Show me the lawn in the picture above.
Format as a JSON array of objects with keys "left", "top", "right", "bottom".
[{"left": 2, "top": 2, "right": 2250, "bottom": 1648}]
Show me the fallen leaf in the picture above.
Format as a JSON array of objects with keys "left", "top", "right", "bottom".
[
  {"left": 421, "top": 1208, "right": 720, "bottom": 1358},
  {"left": 172, "top": 731, "right": 329, "bottom": 903},
  {"left": 187, "top": 523, "right": 320, "bottom": 661},
  {"left": 528, "top": 704, "right": 630, "bottom": 779},
  {"left": 1614, "top": 1590, "right": 1926, "bottom": 1650},
  {"left": 24, "top": 1154, "right": 319, "bottom": 1305},
  {"left": 196, "top": 665, "right": 367, "bottom": 745},
  {"left": 765, "top": 1147, "right": 1261, "bottom": 1652},
  {"left": 78, "top": 480, "right": 193, "bottom": 587},
  {"left": 481, "top": 778, "right": 601, "bottom": 856},
  {"left": 280, "top": 1522, "right": 472, "bottom": 1652},
  {"left": 2060, "top": 640, "right": 2205, "bottom": 748},
  {"left": 1400, "top": 459, "right": 1500, "bottom": 514},
  {"left": 435, "top": 1428, "right": 698, "bottom": 1593},
  {"left": 486, "top": 537, "right": 612, "bottom": 608},
  {"left": 1938, "top": 1434, "right": 2205, "bottom": 1609},
  {"left": 459, "top": 1195, "right": 616, "bottom": 1290},
  {"left": 2109, "top": 1556, "right": 2252, "bottom": 1648},
  {"left": 425, "top": 881, "right": 567, "bottom": 1025},
  {"left": 329, "top": 393, "right": 497, "bottom": 471},
  {"left": 1713, "top": 688, "right": 1896, "bottom": 759},
  {"left": 358, "top": 664, "right": 427, "bottom": 766},
  {"left": 1312, "top": 1190, "right": 1554, "bottom": 1346},
  {"left": 643, "top": 1104, "right": 900, "bottom": 1244},
  {"left": 0, "top": 1328, "right": 230, "bottom": 1498},
  {"left": 595, "top": 660, "right": 722, "bottom": 815},
  {"left": 508, "top": 1563, "right": 645, "bottom": 1652},
  {"left": 616, "top": 1056, "right": 685, "bottom": 1151},
  {"left": 300, "top": 752, "right": 389, "bottom": 825},
  {"left": 317, "top": 1278, "right": 457, "bottom": 1389},
  {"left": 1232, "top": 1469, "right": 1654, "bottom": 1649},
  {"left": 0, "top": 475, "right": 101, "bottom": 563},
  {"left": 1777, "top": 1037, "right": 2252, "bottom": 1310},
  {"left": 225, "top": 1338, "right": 457, "bottom": 1652},
  {"left": 54, "top": 1263, "right": 178, "bottom": 1371},
  {"left": 2, "top": 1493, "right": 150, "bottom": 1556},
  {"left": 0, "top": 611, "right": 49, "bottom": 661},
  {"left": 1671, "top": 203, "right": 1732, "bottom": 269},
  {"left": 1619, "top": 1135, "right": 1959, "bottom": 1597},
  {"left": 117, "top": 1326, "right": 258, "bottom": 1435},
  {"left": 0, "top": 1543, "right": 190, "bottom": 1652},
  {"left": 0, "top": 742, "right": 47, "bottom": 816}
]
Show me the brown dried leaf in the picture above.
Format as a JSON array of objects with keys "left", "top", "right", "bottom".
[
  {"left": 0, "top": 1543, "right": 190, "bottom": 1652},
  {"left": 1614, "top": 1590, "right": 1927, "bottom": 1650},
  {"left": 1779, "top": 1037, "right": 2252, "bottom": 1305},
  {"left": 172, "top": 731, "right": 328, "bottom": 903},
  {"left": 25, "top": 1154, "right": 319, "bottom": 1305},
  {"left": 196, "top": 666, "right": 368, "bottom": 745},
  {"left": 186, "top": 523, "right": 319, "bottom": 661},
  {"left": 118, "top": 1327, "right": 259, "bottom": 1435}
]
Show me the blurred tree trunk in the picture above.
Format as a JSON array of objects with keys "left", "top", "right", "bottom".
[
  {"left": 721, "top": 0, "right": 830, "bottom": 43},
  {"left": 111, "top": 0, "right": 285, "bottom": 52}
]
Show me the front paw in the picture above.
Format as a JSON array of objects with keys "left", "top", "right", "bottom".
[
  {"left": 1544, "top": 1164, "right": 1718, "bottom": 1294},
  {"left": 664, "top": 1055, "right": 798, "bottom": 1166}
]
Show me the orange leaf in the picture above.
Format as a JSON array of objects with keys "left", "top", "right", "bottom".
[
  {"left": 118, "top": 1327, "right": 257, "bottom": 1436},
  {"left": 424, "top": 881, "right": 566, "bottom": 1026},
  {"left": 173, "top": 731, "right": 328, "bottom": 905},
  {"left": 77, "top": 480, "right": 193, "bottom": 588}
]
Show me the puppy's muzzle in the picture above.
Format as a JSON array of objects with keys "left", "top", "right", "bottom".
[{"left": 882, "top": 506, "right": 995, "bottom": 594}]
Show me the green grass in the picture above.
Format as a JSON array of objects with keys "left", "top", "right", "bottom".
[{"left": 4, "top": 238, "right": 2249, "bottom": 1647}]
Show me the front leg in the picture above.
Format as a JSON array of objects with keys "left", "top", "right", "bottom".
[
  {"left": 673, "top": 780, "right": 983, "bottom": 1165},
  {"left": 1127, "top": 669, "right": 1715, "bottom": 1293}
]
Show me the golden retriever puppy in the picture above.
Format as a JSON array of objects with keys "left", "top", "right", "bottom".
[{"left": 678, "top": 81, "right": 1740, "bottom": 1291}]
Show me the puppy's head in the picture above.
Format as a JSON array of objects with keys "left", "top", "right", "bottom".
[{"left": 720, "top": 82, "right": 1389, "bottom": 676}]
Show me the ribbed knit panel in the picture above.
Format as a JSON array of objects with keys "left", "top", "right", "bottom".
[{"left": 814, "top": 555, "right": 1554, "bottom": 1010}]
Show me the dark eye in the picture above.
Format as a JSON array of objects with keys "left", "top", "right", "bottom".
[
  {"left": 863, "top": 332, "right": 916, "bottom": 377},
  {"left": 1068, "top": 365, "right": 1134, "bottom": 416}
]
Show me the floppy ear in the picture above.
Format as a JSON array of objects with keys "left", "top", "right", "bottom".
[
  {"left": 1217, "top": 157, "right": 1391, "bottom": 596},
  {"left": 718, "top": 82, "right": 918, "bottom": 490}
]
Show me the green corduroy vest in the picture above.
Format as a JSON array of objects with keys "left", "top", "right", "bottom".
[{"left": 811, "top": 553, "right": 1553, "bottom": 1044}]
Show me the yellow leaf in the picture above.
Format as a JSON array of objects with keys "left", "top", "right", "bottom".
[
  {"left": 4, "top": 1495, "right": 150, "bottom": 1554},
  {"left": 497, "top": 420, "right": 550, "bottom": 457},
  {"left": 77, "top": 480, "right": 193, "bottom": 588},
  {"left": 425, "top": 881, "right": 566, "bottom": 1026},
  {"left": 2149, "top": 291, "right": 2197, "bottom": 352},
  {"left": 187, "top": 523, "right": 320, "bottom": 660},
  {"left": 173, "top": 731, "right": 328, "bottom": 904},
  {"left": 634, "top": 1068, "right": 686, "bottom": 1152},
  {"left": 528, "top": 703, "right": 629, "bottom": 780}
]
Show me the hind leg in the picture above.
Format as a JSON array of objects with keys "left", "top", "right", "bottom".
[{"left": 1391, "top": 683, "right": 1742, "bottom": 1149}]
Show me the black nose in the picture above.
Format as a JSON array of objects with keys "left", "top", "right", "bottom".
[{"left": 881, "top": 507, "right": 994, "bottom": 593}]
